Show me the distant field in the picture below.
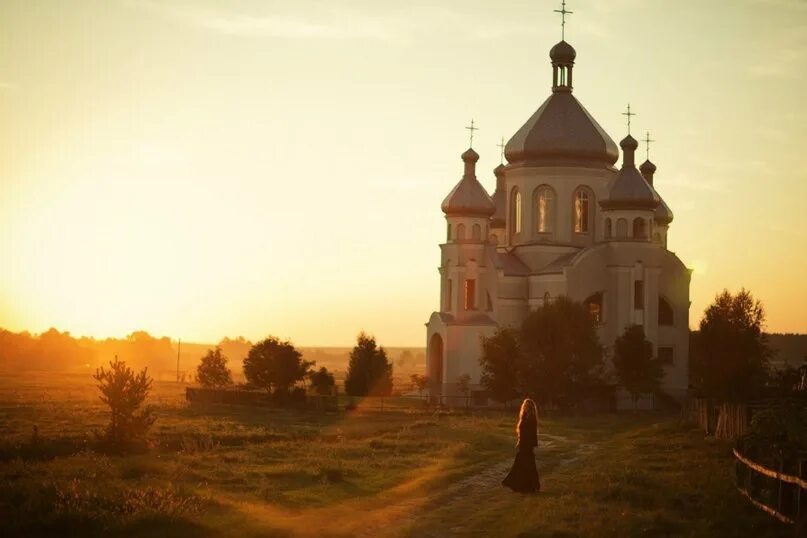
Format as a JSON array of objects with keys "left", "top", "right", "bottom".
[{"left": 0, "top": 372, "right": 791, "bottom": 537}]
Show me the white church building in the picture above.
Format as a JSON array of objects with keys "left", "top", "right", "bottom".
[{"left": 425, "top": 37, "right": 691, "bottom": 406}]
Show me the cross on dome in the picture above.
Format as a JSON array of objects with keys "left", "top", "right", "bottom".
[
  {"left": 497, "top": 137, "right": 506, "bottom": 164},
  {"left": 643, "top": 131, "right": 655, "bottom": 161},
  {"left": 622, "top": 104, "right": 637, "bottom": 135},
  {"left": 554, "top": 0, "right": 573, "bottom": 40},
  {"left": 465, "top": 119, "right": 478, "bottom": 148}
]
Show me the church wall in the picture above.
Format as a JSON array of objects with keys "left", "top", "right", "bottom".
[{"left": 504, "top": 166, "right": 615, "bottom": 249}]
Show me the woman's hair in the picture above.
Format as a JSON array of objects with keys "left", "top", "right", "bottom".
[{"left": 516, "top": 398, "right": 538, "bottom": 433}]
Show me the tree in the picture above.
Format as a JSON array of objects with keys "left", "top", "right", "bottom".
[
  {"left": 613, "top": 325, "right": 663, "bottom": 407},
  {"left": 519, "top": 296, "right": 604, "bottom": 409},
  {"left": 344, "top": 332, "right": 393, "bottom": 396},
  {"left": 243, "top": 337, "right": 312, "bottom": 395},
  {"left": 691, "top": 289, "right": 771, "bottom": 401},
  {"left": 309, "top": 366, "right": 336, "bottom": 395},
  {"left": 457, "top": 373, "right": 471, "bottom": 408},
  {"left": 479, "top": 328, "right": 521, "bottom": 403},
  {"left": 93, "top": 357, "right": 155, "bottom": 451},
  {"left": 196, "top": 347, "right": 233, "bottom": 388},
  {"left": 410, "top": 373, "right": 430, "bottom": 398}
]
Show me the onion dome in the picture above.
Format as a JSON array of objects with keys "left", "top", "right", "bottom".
[
  {"left": 490, "top": 164, "right": 507, "bottom": 228},
  {"left": 441, "top": 148, "right": 495, "bottom": 217},
  {"left": 550, "top": 40, "right": 576, "bottom": 63},
  {"left": 505, "top": 41, "right": 618, "bottom": 169},
  {"left": 601, "top": 135, "right": 659, "bottom": 210},
  {"left": 505, "top": 93, "right": 619, "bottom": 168},
  {"left": 639, "top": 159, "right": 674, "bottom": 225}
]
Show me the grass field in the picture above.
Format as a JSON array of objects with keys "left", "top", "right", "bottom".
[{"left": 0, "top": 372, "right": 792, "bottom": 537}]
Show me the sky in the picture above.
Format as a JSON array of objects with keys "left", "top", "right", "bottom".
[{"left": 1, "top": 0, "right": 806, "bottom": 346}]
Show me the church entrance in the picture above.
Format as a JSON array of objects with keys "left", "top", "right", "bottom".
[{"left": 429, "top": 333, "right": 444, "bottom": 405}]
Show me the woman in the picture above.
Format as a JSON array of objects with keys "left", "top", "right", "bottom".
[{"left": 502, "top": 398, "right": 540, "bottom": 493}]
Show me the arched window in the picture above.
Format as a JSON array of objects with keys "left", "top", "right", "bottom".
[
  {"left": 658, "top": 297, "right": 674, "bottom": 326},
  {"left": 543, "top": 291, "right": 551, "bottom": 306},
  {"left": 464, "top": 279, "right": 476, "bottom": 310},
  {"left": 486, "top": 291, "right": 493, "bottom": 311},
  {"left": 604, "top": 218, "right": 612, "bottom": 239},
  {"left": 489, "top": 233, "right": 498, "bottom": 245},
  {"left": 514, "top": 191, "right": 522, "bottom": 234},
  {"left": 584, "top": 292, "right": 603, "bottom": 324},
  {"left": 616, "top": 218, "right": 628, "bottom": 238},
  {"left": 446, "top": 279, "right": 452, "bottom": 311},
  {"left": 472, "top": 223, "right": 481, "bottom": 241},
  {"left": 456, "top": 223, "right": 466, "bottom": 241},
  {"left": 633, "top": 217, "right": 647, "bottom": 239},
  {"left": 535, "top": 186, "right": 555, "bottom": 233},
  {"left": 573, "top": 189, "right": 592, "bottom": 233},
  {"left": 447, "top": 223, "right": 452, "bottom": 241}
]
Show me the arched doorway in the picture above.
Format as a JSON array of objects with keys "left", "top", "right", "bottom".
[{"left": 429, "top": 333, "right": 444, "bottom": 405}]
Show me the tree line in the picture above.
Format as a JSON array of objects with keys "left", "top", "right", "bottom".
[{"left": 478, "top": 289, "right": 806, "bottom": 410}]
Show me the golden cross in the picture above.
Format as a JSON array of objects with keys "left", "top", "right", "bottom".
[
  {"left": 643, "top": 131, "right": 655, "bottom": 161},
  {"left": 554, "top": 0, "right": 573, "bottom": 40},
  {"left": 622, "top": 104, "right": 637, "bottom": 135},
  {"left": 465, "top": 119, "right": 478, "bottom": 148}
]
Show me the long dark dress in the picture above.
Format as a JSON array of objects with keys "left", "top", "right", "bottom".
[{"left": 502, "top": 418, "right": 540, "bottom": 493}]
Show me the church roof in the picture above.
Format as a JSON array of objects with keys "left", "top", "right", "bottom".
[
  {"left": 505, "top": 93, "right": 619, "bottom": 168},
  {"left": 535, "top": 251, "right": 580, "bottom": 275},
  {"left": 601, "top": 136, "right": 659, "bottom": 210},
  {"left": 504, "top": 40, "right": 619, "bottom": 169},
  {"left": 639, "top": 158, "right": 674, "bottom": 225},
  {"left": 490, "top": 248, "right": 530, "bottom": 276},
  {"left": 490, "top": 164, "right": 507, "bottom": 228},
  {"left": 441, "top": 148, "right": 496, "bottom": 217}
]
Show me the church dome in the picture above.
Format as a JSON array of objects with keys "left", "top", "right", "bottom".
[
  {"left": 490, "top": 164, "right": 507, "bottom": 228},
  {"left": 550, "top": 40, "right": 576, "bottom": 63},
  {"left": 442, "top": 148, "right": 495, "bottom": 217},
  {"left": 655, "top": 197, "right": 674, "bottom": 225},
  {"left": 505, "top": 92, "right": 619, "bottom": 168},
  {"left": 639, "top": 159, "right": 657, "bottom": 176},
  {"left": 601, "top": 135, "right": 659, "bottom": 210}
]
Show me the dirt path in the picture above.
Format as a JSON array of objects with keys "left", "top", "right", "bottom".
[{"left": 356, "top": 433, "right": 598, "bottom": 538}]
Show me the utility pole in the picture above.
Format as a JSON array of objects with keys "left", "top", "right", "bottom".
[{"left": 176, "top": 338, "right": 181, "bottom": 383}]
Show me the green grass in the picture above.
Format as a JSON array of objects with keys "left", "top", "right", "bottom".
[{"left": 0, "top": 372, "right": 792, "bottom": 537}]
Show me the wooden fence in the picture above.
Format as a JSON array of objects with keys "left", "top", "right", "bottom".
[{"left": 734, "top": 438, "right": 807, "bottom": 531}]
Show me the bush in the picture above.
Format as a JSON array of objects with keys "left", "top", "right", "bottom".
[
  {"left": 344, "top": 332, "right": 393, "bottom": 397},
  {"left": 309, "top": 366, "right": 336, "bottom": 396},
  {"left": 613, "top": 325, "right": 663, "bottom": 406},
  {"left": 93, "top": 357, "right": 155, "bottom": 452},
  {"left": 243, "top": 337, "right": 312, "bottom": 395},
  {"left": 196, "top": 347, "right": 232, "bottom": 388}
]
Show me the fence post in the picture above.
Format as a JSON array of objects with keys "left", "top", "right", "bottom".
[{"left": 797, "top": 458, "right": 806, "bottom": 534}]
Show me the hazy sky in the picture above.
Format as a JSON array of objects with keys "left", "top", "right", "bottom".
[{"left": 1, "top": 0, "right": 806, "bottom": 346}]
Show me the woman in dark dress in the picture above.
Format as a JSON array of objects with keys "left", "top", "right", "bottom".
[{"left": 502, "top": 398, "right": 540, "bottom": 493}]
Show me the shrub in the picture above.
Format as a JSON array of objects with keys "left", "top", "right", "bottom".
[
  {"left": 309, "top": 366, "right": 336, "bottom": 395},
  {"left": 344, "top": 332, "right": 393, "bottom": 397},
  {"left": 93, "top": 357, "right": 155, "bottom": 452},
  {"left": 243, "top": 337, "right": 312, "bottom": 395},
  {"left": 613, "top": 325, "right": 663, "bottom": 407},
  {"left": 196, "top": 347, "right": 232, "bottom": 388}
]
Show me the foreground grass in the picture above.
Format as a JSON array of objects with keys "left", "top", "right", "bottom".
[{"left": 0, "top": 372, "right": 791, "bottom": 537}]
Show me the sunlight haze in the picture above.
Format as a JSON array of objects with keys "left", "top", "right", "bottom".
[{"left": 1, "top": 0, "right": 806, "bottom": 345}]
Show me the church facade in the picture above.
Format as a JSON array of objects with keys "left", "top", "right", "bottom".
[{"left": 425, "top": 38, "right": 691, "bottom": 406}]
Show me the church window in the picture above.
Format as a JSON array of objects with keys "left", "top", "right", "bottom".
[
  {"left": 543, "top": 291, "right": 551, "bottom": 306},
  {"left": 514, "top": 191, "right": 523, "bottom": 234},
  {"left": 447, "top": 223, "right": 452, "bottom": 241},
  {"left": 472, "top": 223, "right": 481, "bottom": 241},
  {"left": 456, "top": 223, "right": 466, "bottom": 241},
  {"left": 616, "top": 218, "right": 628, "bottom": 238},
  {"left": 658, "top": 297, "right": 674, "bottom": 326},
  {"left": 535, "top": 186, "right": 555, "bottom": 233},
  {"left": 604, "top": 218, "right": 612, "bottom": 239},
  {"left": 634, "top": 280, "right": 644, "bottom": 310},
  {"left": 446, "top": 279, "right": 453, "bottom": 311},
  {"left": 658, "top": 347, "right": 674, "bottom": 365},
  {"left": 464, "top": 279, "right": 476, "bottom": 310},
  {"left": 584, "top": 292, "right": 603, "bottom": 324},
  {"left": 486, "top": 291, "right": 493, "bottom": 311},
  {"left": 633, "top": 217, "right": 647, "bottom": 239},
  {"left": 489, "top": 233, "right": 498, "bottom": 245},
  {"left": 574, "top": 189, "right": 590, "bottom": 233}
]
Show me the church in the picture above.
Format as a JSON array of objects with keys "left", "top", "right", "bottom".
[{"left": 425, "top": 34, "right": 691, "bottom": 407}]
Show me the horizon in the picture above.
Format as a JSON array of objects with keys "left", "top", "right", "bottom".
[{"left": 2, "top": 0, "right": 806, "bottom": 346}]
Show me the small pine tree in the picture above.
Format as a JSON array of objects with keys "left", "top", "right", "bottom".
[
  {"left": 196, "top": 347, "right": 233, "bottom": 388},
  {"left": 309, "top": 366, "right": 336, "bottom": 395},
  {"left": 93, "top": 357, "right": 155, "bottom": 451},
  {"left": 344, "top": 332, "right": 393, "bottom": 397}
]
